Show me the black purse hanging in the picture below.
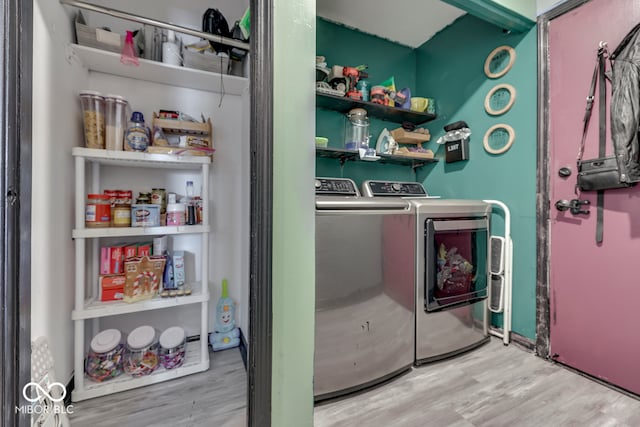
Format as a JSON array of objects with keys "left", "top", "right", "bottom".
[{"left": 576, "top": 43, "right": 634, "bottom": 243}]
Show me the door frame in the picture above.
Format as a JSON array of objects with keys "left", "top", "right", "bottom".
[
  {"left": 536, "top": 0, "right": 593, "bottom": 359},
  {"left": 0, "top": 0, "right": 273, "bottom": 426},
  {"left": 249, "top": 0, "right": 273, "bottom": 425},
  {"left": 1, "top": 0, "right": 33, "bottom": 425}
]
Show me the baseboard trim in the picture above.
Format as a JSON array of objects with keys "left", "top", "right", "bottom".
[{"left": 489, "top": 326, "right": 536, "bottom": 352}]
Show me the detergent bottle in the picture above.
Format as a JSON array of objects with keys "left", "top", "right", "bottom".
[{"left": 210, "top": 279, "right": 240, "bottom": 351}]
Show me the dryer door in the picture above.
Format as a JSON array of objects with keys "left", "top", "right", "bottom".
[{"left": 423, "top": 218, "right": 489, "bottom": 312}]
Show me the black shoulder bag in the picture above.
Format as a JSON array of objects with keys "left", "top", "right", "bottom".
[{"left": 576, "top": 44, "right": 634, "bottom": 243}]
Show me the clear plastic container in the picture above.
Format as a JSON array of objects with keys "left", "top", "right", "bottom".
[
  {"left": 79, "top": 90, "right": 106, "bottom": 149},
  {"left": 124, "top": 325, "right": 159, "bottom": 377},
  {"left": 159, "top": 326, "right": 187, "bottom": 369},
  {"left": 85, "top": 329, "right": 124, "bottom": 382},
  {"left": 105, "top": 94, "right": 129, "bottom": 151}
]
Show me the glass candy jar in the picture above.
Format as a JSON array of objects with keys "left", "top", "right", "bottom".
[
  {"left": 124, "top": 325, "right": 159, "bottom": 377},
  {"left": 85, "top": 329, "right": 124, "bottom": 382},
  {"left": 159, "top": 326, "right": 187, "bottom": 370}
]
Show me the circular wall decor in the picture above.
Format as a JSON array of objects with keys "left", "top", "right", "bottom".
[
  {"left": 484, "top": 83, "right": 516, "bottom": 116},
  {"left": 484, "top": 45, "right": 516, "bottom": 79},
  {"left": 483, "top": 124, "right": 515, "bottom": 155}
]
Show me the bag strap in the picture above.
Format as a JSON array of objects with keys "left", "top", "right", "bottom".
[
  {"left": 596, "top": 46, "right": 607, "bottom": 244},
  {"left": 576, "top": 45, "right": 609, "bottom": 243}
]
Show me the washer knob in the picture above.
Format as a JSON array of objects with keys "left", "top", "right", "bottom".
[
  {"left": 315, "top": 179, "right": 321, "bottom": 189},
  {"left": 391, "top": 183, "right": 402, "bottom": 192}
]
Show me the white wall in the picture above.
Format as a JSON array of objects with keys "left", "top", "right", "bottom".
[
  {"left": 537, "top": 0, "right": 569, "bottom": 15},
  {"left": 32, "top": 0, "right": 88, "bottom": 384},
  {"left": 32, "top": 0, "right": 249, "bottom": 384}
]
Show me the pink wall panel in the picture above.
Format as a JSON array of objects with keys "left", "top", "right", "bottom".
[{"left": 548, "top": 0, "right": 640, "bottom": 394}]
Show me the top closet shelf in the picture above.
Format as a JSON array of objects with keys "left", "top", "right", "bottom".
[{"left": 70, "top": 44, "right": 249, "bottom": 95}]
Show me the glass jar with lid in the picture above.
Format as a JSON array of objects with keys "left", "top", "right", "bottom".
[
  {"left": 85, "top": 194, "right": 111, "bottom": 228},
  {"left": 159, "top": 326, "right": 187, "bottom": 369},
  {"left": 124, "top": 325, "right": 159, "bottom": 377},
  {"left": 85, "top": 329, "right": 124, "bottom": 382}
]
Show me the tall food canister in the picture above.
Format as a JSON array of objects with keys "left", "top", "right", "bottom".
[
  {"left": 79, "top": 90, "right": 106, "bottom": 149},
  {"left": 105, "top": 94, "right": 129, "bottom": 151}
]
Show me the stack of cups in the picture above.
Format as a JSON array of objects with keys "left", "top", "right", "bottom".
[{"left": 105, "top": 95, "right": 129, "bottom": 151}]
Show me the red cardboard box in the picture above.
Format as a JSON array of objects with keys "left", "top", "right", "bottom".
[
  {"left": 100, "top": 275, "right": 126, "bottom": 301},
  {"left": 137, "top": 243, "right": 152, "bottom": 257},
  {"left": 100, "top": 245, "right": 125, "bottom": 275},
  {"left": 124, "top": 245, "right": 138, "bottom": 260}
]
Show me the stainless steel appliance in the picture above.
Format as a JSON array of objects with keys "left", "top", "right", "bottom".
[
  {"left": 314, "top": 178, "right": 415, "bottom": 400},
  {"left": 361, "top": 180, "right": 490, "bottom": 365}
]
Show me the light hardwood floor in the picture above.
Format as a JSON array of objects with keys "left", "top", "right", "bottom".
[
  {"left": 68, "top": 338, "right": 640, "bottom": 427},
  {"left": 315, "top": 338, "right": 640, "bottom": 427}
]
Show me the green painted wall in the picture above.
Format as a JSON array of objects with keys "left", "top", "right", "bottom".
[
  {"left": 316, "top": 18, "right": 419, "bottom": 185},
  {"left": 415, "top": 15, "right": 538, "bottom": 339},
  {"left": 273, "top": 0, "right": 316, "bottom": 425},
  {"left": 316, "top": 15, "right": 538, "bottom": 340},
  {"left": 494, "top": 0, "right": 536, "bottom": 19}
]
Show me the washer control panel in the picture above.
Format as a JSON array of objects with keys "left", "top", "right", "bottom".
[
  {"left": 315, "top": 178, "right": 360, "bottom": 196},
  {"left": 361, "top": 180, "right": 428, "bottom": 197}
]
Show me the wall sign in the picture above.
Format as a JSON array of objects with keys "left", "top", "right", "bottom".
[
  {"left": 484, "top": 45, "right": 516, "bottom": 79},
  {"left": 483, "top": 124, "right": 515, "bottom": 155},
  {"left": 485, "top": 83, "right": 516, "bottom": 116}
]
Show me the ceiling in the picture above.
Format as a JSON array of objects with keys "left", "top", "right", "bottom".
[{"left": 316, "top": 0, "right": 466, "bottom": 48}]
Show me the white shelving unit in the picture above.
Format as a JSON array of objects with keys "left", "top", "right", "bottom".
[{"left": 72, "top": 148, "right": 212, "bottom": 402}]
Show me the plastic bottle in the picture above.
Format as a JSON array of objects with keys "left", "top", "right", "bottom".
[
  {"left": 124, "top": 111, "right": 150, "bottom": 152},
  {"left": 162, "top": 30, "right": 182, "bottom": 66},
  {"left": 120, "top": 30, "right": 139, "bottom": 66},
  {"left": 185, "top": 181, "right": 196, "bottom": 225}
]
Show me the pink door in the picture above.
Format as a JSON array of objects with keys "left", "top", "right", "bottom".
[{"left": 548, "top": 0, "right": 640, "bottom": 394}]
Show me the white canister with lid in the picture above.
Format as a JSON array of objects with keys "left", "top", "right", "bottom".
[
  {"left": 124, "top": 325, "right": 159, "bottom": 377},
  {"left": 166, "top": 202, "right": 185, "bottom": 226},
  {"left": 85, "top": 329, "right": 124, "bottom": 382},
  {"left": 159, "top": 326, "right": 187, "bottom": 369}
]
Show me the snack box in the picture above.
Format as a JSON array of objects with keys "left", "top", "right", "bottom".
[
  {"left": 99, "top": 275, "right": 126, "bottom": 301},
  {"left": 173, "top": 251, "right": 185, "bottom": 287},
  {"left": 100, "top": 245, "right": 125, "bottom": 275},
  {"left": 131, "top": 204, "right": 161, "bottom": 227}
]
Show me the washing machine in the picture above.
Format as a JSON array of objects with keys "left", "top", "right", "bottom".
[
  {"left": 361, "top": 180, "right": 490, "bottom": 365},
  {"left": 314, "top": 178, "right": 415, "bottom": 400}
]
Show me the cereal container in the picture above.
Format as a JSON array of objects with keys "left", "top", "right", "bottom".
[
  {"left": 124, "top": 325, "right": 159, "bottom": 377},
  {"left": 79, "top": 90, "right": 106, "bottom": 149},
  {"left": 85, "top": 329, "right": 124, "bottom": 382},
  {"left": 159, "top": 326, "right": 187, "bottom": 369},
  {"left": 104, "top": 94, "right": 129, "bottom": 151}
]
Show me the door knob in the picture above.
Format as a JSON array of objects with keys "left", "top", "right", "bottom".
[{"left": 555, "top": 199, "right": 590, "bottom": 215}]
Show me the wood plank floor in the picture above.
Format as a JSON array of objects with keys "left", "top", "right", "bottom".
[
  {"left": 315, "top": 338, "right": 640, "bottom": 427},
  {"left": 68, "top": 338, "right": 640, "bottom": 426},
  {"left": 68, "top": 347, "right": 247, "bottom": 427}
]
